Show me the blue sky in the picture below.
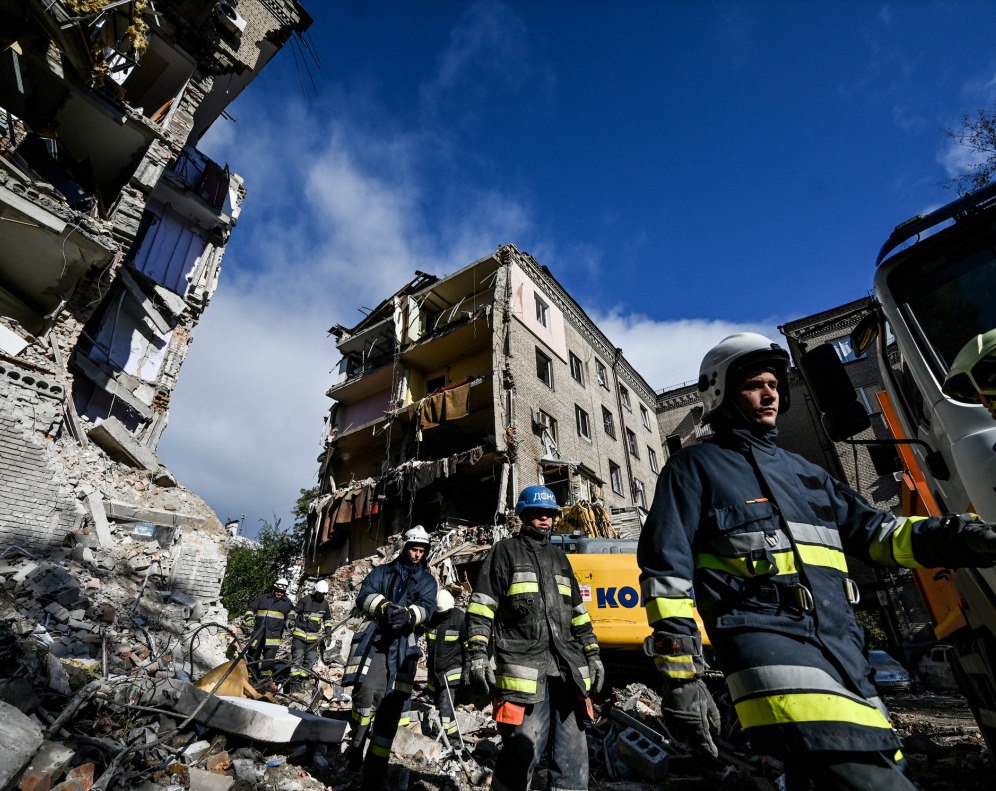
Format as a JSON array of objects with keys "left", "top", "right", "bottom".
[{"left": 157, "top": 1, "right": 996, "bottom": 534}]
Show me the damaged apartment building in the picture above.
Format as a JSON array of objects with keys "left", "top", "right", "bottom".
[
  {"left": 306, "top": 244, "right": 666, "bottom": 572},
  {"left": 0, "top": 0, "right": 311, "bottom": 600}
]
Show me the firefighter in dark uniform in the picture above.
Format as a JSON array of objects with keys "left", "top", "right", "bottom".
[
  {"left": 425, "top": 587, "right": 466, "bottom": 741},
  {"left": 242, "top": 577, "right": 295, "bottom": 680},
  {"left": 466, "top": 486, "right": 604, "bottom": 791},
  {"left": 289, "top": 579, "right": 333, "bottom": 691},
  {"left": 343, "top": 525, "right": 437, "bottom": 789},
  {"left": 637, "top": 332, "right": 996, "bottom": 790}
]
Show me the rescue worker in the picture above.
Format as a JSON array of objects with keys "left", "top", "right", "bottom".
[
  {"left": 243, "top": 577, "right": 295, "bottom": 681},
  {"left": 343, "top": 525, "right": 437, "bottom": 789},
  {"left": 466, "top": 486, "right": 604, "bottom": 791},
  {"left": 289, "top": 579, "right": 334, "bottom": 692},
  {"left": 425, "top": 587, "right": 466, "bottom": 741},
  {"left": 637, "top": 332, "right": 996, "bottom": 789}
]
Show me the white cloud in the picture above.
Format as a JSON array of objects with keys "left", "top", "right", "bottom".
[
  {"left": 937, "top": 137, "right": 989, "bottom": 178},
  {"left": 158, "top": 19, "right": 537, "bottom": 534},
  {"left": 587, "top": 309, "right": 782, "bottom": 392}
]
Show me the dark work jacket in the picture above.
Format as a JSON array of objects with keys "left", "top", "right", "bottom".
[
  {"left": 292, "top": 594, "right": 333, "bottom": 642},
  {"left": 343, "top": 557, "right": 437, "bottom": 693},
  {"left": 426, "top": 606, "right": 466, "bottom": 693},
  {"left": 466, "top": 529, "right": 600, "bottom": 704},
  {"left": 245, "top": 592, "right": 295, "bottom": 645},
  {"left": 637, "top": 425, "right": 960, "bottom": 757}
]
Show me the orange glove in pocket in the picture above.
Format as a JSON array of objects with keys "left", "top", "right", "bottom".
[{"left": 494, "top": 700, "right": 526, "bottom": 725}]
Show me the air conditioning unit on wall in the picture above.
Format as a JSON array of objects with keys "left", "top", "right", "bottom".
[{"left": 216, "top": 2, "right": 247, "bottom": 36}]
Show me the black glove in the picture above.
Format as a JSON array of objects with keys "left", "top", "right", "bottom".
[
  {"left": 386, "top": 603, "right": 410, "bottom": 630},
  {"left": 324, "top": 627, "right": 333, "bottom": 642},
  {"left": 957, "top": 517, "right": 996, "bottom": 564},
  {"left": 661, "top": 677, "right": 720, "bottom": 759},
  {"left": 466, "top": 656, "right": 495, "bottom": 696}
]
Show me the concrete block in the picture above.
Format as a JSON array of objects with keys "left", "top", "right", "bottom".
[
  {"left": 17, "top": 739, "right": 75, "bottom": 791},
  {"left": 390, "top": 728, "right": 446, "bottom": 761},
  {"left": 0, "top": 701, "right": 43, "bottom": 789},
  {"left": 86, "top": 417, "right": 159, "bottom": 471},
  {"left": 83, "top": 493, "right": 113, "bottom": 549},
  {"left": 187, "top": 768, "right": 233, "bottom": 791},
  {"left": 103, "top": 500, "right": 205, "bottom": 528},
  {"left": 181, "top": 741, "right": 212, "bottom": 764},
  {"left": 617, "top": 727, "right": 669, "bottom": 781}
]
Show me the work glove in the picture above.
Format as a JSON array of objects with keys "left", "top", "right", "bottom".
[
  {"left": 955, "top": 516, "right": 996, "bottom": 564},
  {"left": 386, "top": 603, "right": 410, "bottom": 631},
  {"left": 466, "top": 656, "right": 495, "bottom": 697},
  {"left": 587, "top": 655, "right": 605, "bottom": 694},
  {"left": 324, "top": 626, "right": 333, "bottom": 642},
  {"left": 661, "top": 676, "right": 721, "bottom": 760},
  {"left": 286, "top": 615, "right": 297, "bottom": 632}
]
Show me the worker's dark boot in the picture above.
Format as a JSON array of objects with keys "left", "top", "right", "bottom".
[{"left": 360, "top": 753, "right": 389, "bottom": 790}]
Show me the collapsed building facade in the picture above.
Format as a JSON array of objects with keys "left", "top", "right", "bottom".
[
  {"left": 306, "top": 244, "right": 666, "bottom": 572},
  {"left": 0, "top": 0, "right": 311, "bottom": 600}
]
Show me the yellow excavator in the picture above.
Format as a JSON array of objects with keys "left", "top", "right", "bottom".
[{"left": 553, "top": 536, "right": 710, "bottom": 650}]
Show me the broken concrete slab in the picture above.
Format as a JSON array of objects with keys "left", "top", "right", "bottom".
[
  {"left": 16, "top": 739, "right": 75, "bottom": 791},
  {"left": 103, "top": 500, "right": 205, "bottom": 528},
  {"left": 0, "top": 701, "right": 43, "bottom": 789},
  {"left": 86, "top": 417, "right": 161, "bottom": 471},
  {"left": 170, "top": 682, "right": 347, "bottom": 744},
  {"left": 188, "top": 767, "right": 233, "bottom": 791},
  {"left": 83, "top": 493, "right": 113, "bottom": 549}
]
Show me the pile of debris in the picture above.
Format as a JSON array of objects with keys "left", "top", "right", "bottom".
[{"left": 0, "top": 531, "right": 352, "bottom": 791}]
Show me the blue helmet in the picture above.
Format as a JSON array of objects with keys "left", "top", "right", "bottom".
[{"left": 515, "top": 486, "right": 560, "bottom": 515}]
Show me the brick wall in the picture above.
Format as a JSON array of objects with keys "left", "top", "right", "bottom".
[
  {"left": 0, "top": 358, "right": 83, "bottom": 550},
  {"left": 504, "top": 258, "right": 665, "bottom": 511}
]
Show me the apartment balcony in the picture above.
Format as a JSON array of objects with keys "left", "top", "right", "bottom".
[
  {"left": 0, "top": 158, "right": 116, "bottom": 335},
  {"left": 326, "top": 359, "right": 401, "bottom": 406}
]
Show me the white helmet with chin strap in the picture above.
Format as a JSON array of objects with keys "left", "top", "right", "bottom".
[{"left": 698, "top": 333, "right": 791, "bottom": 423}]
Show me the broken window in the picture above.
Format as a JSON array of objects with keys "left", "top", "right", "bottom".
[
  {"left": 535, "top": 293, "right": 550, "bottom": 328},
  {"left": 79, "top": 287, "right": 172, "bottom": 382},
  {"left": 626, "top": 428, "right": 639, "bottom": 458},
  {"left": 595, "top": 359, "right": 609, "bottom": 389},
  {"left": 619, "top": 385, "right": 632, "bottom": 411},
  {"left": 602, "top": 406, "right": 616, "bottom": 439},
  {"left": 569, "top": 351, "right": 585, "bottom": 385},
  {"left": 666, "top": 433, "right": 682, "bottom": 457},
  {"left": 648, "top": 447, "right": 660, "bottom": 474},
  {"left": 536, "top": 410, "right": 558, "bottom": 456},
  {"left": 609, "top": 461, "right": 624, "bottom": 495},
  {"left": 640, "top": 403, "right": 651, "bottom": 429},
  {"left": 536, "top": 347, "right": 553, "bottom": 388},
  {"left": 575, "top": 405, "right": 590, "bottom": 440}
]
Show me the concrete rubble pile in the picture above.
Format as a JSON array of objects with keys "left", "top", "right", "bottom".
[{"left": 0, "top": 528, "right": 350, "bottom": 791}]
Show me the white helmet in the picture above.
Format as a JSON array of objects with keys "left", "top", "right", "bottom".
[
  {"left": 274, "top": 577, "right": 289, "bottom": 590},
  {"left": 314, "top": 580, "right": 330, "bottom": 594},
  {"left": 401, "top": 525, "right": 431, "bottom": 555},
  {"left": 698, "top": 333, "right": 790, "bottom": 423},
  {"left": 436, "top": 588, "right": 455, "bottom": 613}
]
